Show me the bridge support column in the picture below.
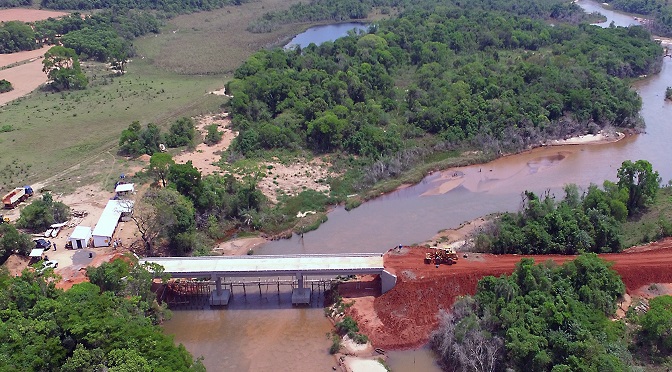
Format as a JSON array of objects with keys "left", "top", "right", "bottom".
[
  {"left": 381, "top": 269, "right": 397, "bottom": 294},
  {"left": 291, "top": 271, "right": 311, "bottom": 305},
  {"left": 209, "top": 274, "right": 231, "bottom": 306}
]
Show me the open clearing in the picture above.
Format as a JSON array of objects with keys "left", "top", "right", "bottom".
[
  {"left": 134, "top": 0, "right": 311, "bottom": 74},
  {"left": 0, "top": 45, "right": 51, "bottom": 68},
  {"left": 0, "top": 8, "right": 67, "bottom": 22},
  {"left": 0, "top": 59, "right": 48, "bottom": 106}
]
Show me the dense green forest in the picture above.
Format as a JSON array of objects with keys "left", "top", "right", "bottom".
[
  {"left": 608, "top": 0, "right": 672, "bottom": 37},
  {"left": 0, "top": 0, "right": 245, "bottom": 13},
  {"left": 473, "top": 160, "right": 662, "bottom": 255},
  {"left": 0, "top": 21, "right": 39, "bottom": 53},
  {"left": 431, "top": 255, "right": 635, "bottom": 370},
  {"left": 0, "top": 258, "right": 204, "bottom": 371},
  {"left": 228, "top": 7, "right": 661, "bottom": 165},
  {"left": 247, "top": 0, "right": 593, "bottom": 33}
]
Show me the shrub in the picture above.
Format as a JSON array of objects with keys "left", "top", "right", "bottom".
[
  {"left": 166, "top": 117, "right": 196, "bottom": 148},
  {"left": 329, "top": 334, "right": 341, "bottom": 354},
  {"left": 335, "top": 316, "right": 359, "bottom": 338},
  {"left": 0, "top": 79, "right": 13, "bottom": 93},
  {"left": 204, "top": 124, "right": 223, "bottom": 145},
  {"left": 353, "top": 333, "right": 369, "bottom": 344}
]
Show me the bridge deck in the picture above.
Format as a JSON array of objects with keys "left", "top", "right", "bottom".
[{"left": 140, "top": 253, "right": 385, "bottom": 278}]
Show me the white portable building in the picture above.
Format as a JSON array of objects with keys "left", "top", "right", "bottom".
[
  {"left": 115, "top": 183, "right": 135, "bottom": 197},
  {"left": 92, "top": 200, "right": 134, "bottom": 247},
  {"left": 68, "top": 226, "right": 92, "bottom": 249}
]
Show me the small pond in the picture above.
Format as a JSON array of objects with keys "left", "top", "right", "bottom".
[{"left": 284, "top": 22, "right": 369, "bottom": 49}]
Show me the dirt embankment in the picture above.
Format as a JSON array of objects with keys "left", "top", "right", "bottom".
[{"left": 344, "top": 239, "right": 672, "bottom": 350}]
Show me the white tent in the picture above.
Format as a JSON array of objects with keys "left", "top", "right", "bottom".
[
  {"left": 68, "top": 226, "right": 92, "bottom": 249},
  {"left": 92, "top": 200, "right": 133, "bottom": 247},
  {"left": 29, "top": 248, "right": 44, "bottom": 258}
]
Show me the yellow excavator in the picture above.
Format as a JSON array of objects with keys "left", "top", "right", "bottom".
[{"left": 425, "top": 245, "right": 459, "bottom": 265}]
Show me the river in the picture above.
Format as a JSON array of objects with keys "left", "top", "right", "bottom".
[{"left": 165, "top": 4, "right": 672, "bottom": 371}]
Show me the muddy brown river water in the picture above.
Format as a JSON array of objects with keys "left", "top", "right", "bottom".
[{"left": 164, "top": 2, "right": 672, "bottom": 370}]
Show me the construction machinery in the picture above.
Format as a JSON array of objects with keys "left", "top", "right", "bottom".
[{"left": 425, "top": 246, "right": 459, "bottom": 265}]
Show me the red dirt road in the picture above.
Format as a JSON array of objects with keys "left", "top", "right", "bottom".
[{"left": 346, "top": 239, "right": 672, "bottom": 350}]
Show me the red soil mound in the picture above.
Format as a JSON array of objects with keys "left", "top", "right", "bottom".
[{"left": 349, "top": 239, "right": 672, "bottom": 350}]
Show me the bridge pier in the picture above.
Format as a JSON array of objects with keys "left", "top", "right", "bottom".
[
  {"left": 291, "top": 271, "right": 311, "bottom": 305},
  {"left": 209, "top": 275, "right": 231, "bottom": 306}
]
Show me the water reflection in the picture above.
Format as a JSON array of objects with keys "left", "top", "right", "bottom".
[{"left": 284, "top": 22, "right": 369, "bottom": 49}]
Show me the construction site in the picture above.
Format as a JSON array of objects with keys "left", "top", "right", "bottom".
[{"left": 340, "top": 240, "right": 672, "bottom": 350}]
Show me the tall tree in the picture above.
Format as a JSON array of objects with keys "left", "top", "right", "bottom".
[
  {"left": 42, "top": 46, "right": 88, "bottom": 91},
  {"left": 617, "top": 159, "right": 660, "bottom": 215},
  {"left": 149, "top": 153, "right": 174, "bottom": 187}
]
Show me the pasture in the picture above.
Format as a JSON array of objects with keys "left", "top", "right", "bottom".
[
  {"left": 134, "top": 0, "right": 308, "bottom": 74},
  {"left": 0, "top": 60, "right": 226, "bottom": 194}
]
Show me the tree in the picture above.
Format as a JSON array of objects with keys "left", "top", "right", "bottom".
[
  {"left": 617, "top": 160, "right": 660, "bottom": 215},
  {"left": 167, "top": 161, "right": 202, "bottom": 199},
  {"left": 430, "top": 297, "right": 504, "bottom": 372},
  {"left": 119, "top": 121, "right": 143, "bottom": 156},
  {"left": 0, "top": 224, "right": 33, "bottom": 262},
  {"left": 124, "top": 198, "right": 161, "bottom": 255},
  {"left": 165, "top": 117, "right": 196, "bottom": 148},
  {"left": 16, "top": 192, "right": 70, "bottom": 232},
  {"left": 639, "top": 295, "right": 672, "bottom": 353},
  {"left": 149, "top": 153, "right": 174, "bottom": 187},
  {"left": 140, "top": 123, "right": 162, "bottom": 155},
  {"left": 42, "top": 46, "right": 88, "bottom": 90},
  {"left": 145, "top": 188, "right": 197, "bottom": 256}
]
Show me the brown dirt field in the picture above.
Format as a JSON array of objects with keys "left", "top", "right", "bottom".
[
  {"left": 0, "top": 59, "right": 48, "bottom": 106},
  {"left": 0, "top": 8, "right": 67, "bottom": 22},
  {"left": 344, "top": 238, "right": 672, "bottom": 350},
  {"left": 173, "top": 114, "right": 236, "bottom": 176},
  {"left": 0, "top": 45, "right": 51, "bottom": 68},
  {"left": 3, "top": 254, "right": 31, "bottom": 277}
]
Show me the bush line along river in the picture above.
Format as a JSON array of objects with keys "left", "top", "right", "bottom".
[{"left": 163, "top": 1, "right": 672, "bottom": 370}]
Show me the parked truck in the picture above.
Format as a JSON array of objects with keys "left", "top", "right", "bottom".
[{"left": 2, "top": 185, "right": 33, "bottom": 209}]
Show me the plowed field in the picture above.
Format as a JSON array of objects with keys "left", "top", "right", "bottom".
[{"left": 346, "top": 238, "right": 672, "bottom": 350}]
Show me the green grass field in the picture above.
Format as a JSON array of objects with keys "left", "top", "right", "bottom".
[
  {"left": 133, "top": 0, "right": 306, "bottom": 74},
  {"left": 0, "top": 60, "right": 227, "bottom": 194}
]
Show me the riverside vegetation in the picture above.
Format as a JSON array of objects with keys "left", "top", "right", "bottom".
[
  {"left": 0, "top": 256, "right": 205, "bottom": 371},
  {"left": 471, "top": 160, "right": 664, "bottom": 255},
  {"left": 430, "top": 254, "right": 672, "bottom": 370}
]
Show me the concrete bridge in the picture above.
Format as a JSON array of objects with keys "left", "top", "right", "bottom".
[{"left": 140, "top": 253, "right": 397, "bottom": 306}]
